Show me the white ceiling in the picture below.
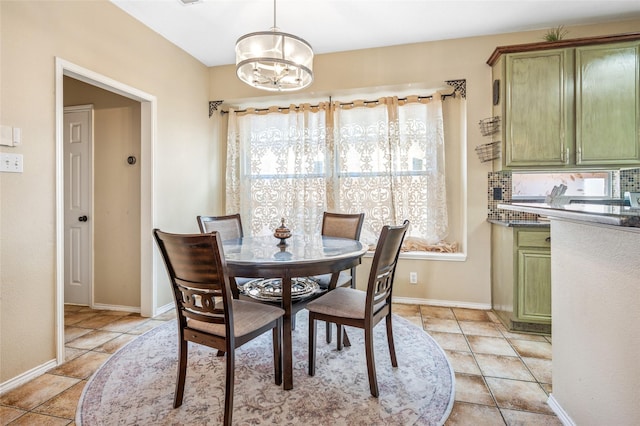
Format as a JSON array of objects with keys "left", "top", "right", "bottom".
[{"left": 111, "top": 0, "right": 640, "bottom": 67}]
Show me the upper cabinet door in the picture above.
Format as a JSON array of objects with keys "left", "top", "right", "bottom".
[
  {"left": 576, "top": 42, "right": 640, "bottom": 165},
  {"left": 505, "top": 49, "right": 573, "bottom": 167}
]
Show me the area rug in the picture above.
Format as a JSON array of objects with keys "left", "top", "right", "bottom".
[{"left": 77, "top": 311, "right": 454, "bottom": 425}]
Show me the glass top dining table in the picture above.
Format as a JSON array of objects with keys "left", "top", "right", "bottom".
[{"left": 222, "top": 234, "right": 368, "bottom": 390}]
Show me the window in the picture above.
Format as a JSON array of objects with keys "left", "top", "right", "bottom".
[
  {"left": 226, "top": 94, "right": 461, "bottom": 252},
  {"left": 512, "top": 171, "right": 617, "bottom": 200}
]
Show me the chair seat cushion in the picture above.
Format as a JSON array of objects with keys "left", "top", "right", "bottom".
[
  {"left": 306, "top": 287, "right": 367, "bottom": 319},
  {"left": 311, "top": 271, "right": 352, "bottom": 289},
  {"left": 188, "top": 299, "right": 284, "bottom": 338}
]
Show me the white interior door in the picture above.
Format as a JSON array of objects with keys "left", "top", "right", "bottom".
[{"left": 64, "top": 105, "right": 93, "bottom": 305}]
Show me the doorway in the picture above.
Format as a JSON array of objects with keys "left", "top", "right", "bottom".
[{"left": 55, "top": 58, "right": 157, "bottom": 365}]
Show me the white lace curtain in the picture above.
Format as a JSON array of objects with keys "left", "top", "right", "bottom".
[{"left": 226, "top": 95, "right": 453, "bottom": 250}]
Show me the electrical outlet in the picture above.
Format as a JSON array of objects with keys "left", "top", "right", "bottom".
[
  {"left": 409, "top": 272, "right": 418, "bottom": 284},
  {"left": 0, "top": 153, "right": 23, "bottom": 173},
  {"left": 493, "top": 186, "right": 503, "bottom": 200}
]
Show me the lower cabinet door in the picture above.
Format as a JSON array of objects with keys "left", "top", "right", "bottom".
[{"left": 517, "top": 248, "right": 552, "bottom": 323}]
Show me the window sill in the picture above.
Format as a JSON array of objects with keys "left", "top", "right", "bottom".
[{"left": 363, "top": 251, "right": 467, "bottom": 261}]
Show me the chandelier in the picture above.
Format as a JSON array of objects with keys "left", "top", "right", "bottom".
[{"left": 235, "top": 0, "right": 314, "bottom": 91}]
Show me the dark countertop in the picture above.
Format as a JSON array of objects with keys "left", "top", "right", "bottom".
[
  {"left": 498, "top": 202, "right": 640, "bottom": 228},
  {"left": 488, "top": 219, "right": 550, "bottom": 228}
]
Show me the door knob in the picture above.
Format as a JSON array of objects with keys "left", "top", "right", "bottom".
[{"left": 78, "top": 215, "right": 88, "bottom": 222}]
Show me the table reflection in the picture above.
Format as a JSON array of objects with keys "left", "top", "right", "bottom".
[{"left": 223, "top": 234, "right": 366, "bottom": 264}]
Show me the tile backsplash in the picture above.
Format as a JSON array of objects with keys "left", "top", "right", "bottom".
[
  {"left": 487, "top": 168, "right": 640, "bottom": 221},
  {"left": 620, "top": 168, "right": 640, "bottom": 194},
  {"left": 487, "top": 171, "right": 538, "bottom": 221}
]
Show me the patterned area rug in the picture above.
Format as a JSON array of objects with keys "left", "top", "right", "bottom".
[{"left": 78, "top": 311, "right": 454, "bottom": 425}]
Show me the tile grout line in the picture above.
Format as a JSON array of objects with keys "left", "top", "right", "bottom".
[{"left": 451, "top": 309, "right": 508, "bottom": 424}]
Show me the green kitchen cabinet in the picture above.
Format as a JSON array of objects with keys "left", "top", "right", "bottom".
[
  {"left": 492, "top": 225, "right": 551, "bottom": 333},
  {"left": 488, "top": 33, "right": 640, "bottom": 170},
  {"left": 503, "top": 49, "right": 573, "bottom": 167},
  {"left": 575, "top": 42, "right": 640, "bottom": 165},
  {"left": 517, "top": 247, "right": 552, "bottom": 323}
]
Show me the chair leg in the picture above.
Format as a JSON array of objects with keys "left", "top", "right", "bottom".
[
  {"left": 343, "top": 329, "right": 351, "bottom": 347},
  {"left": 174, "top": 338, "right": 188, "bottom": 408},
  {"left": 223, "top": 348, "right": 235, "bottom": 426},
  {"left": 364, "top": 326, "right": 379, "bottom": 397},
  {"left": 308, "top": 314, "right": 316, "bottom": 376},
  {"left": 216, "top": 350, "right": 225, "bottom": 357},
  {"left": 386, "top": 314, "right": 398, "bottom": 367},
  {"left": 326, "top": 322, "right": 350, "bottom": 346},
  {"left": 336, "top": 324, "right": 343, "bottom": 351},
  {"left": 273, "top": 319, "right": 282, "bottom": 386}
]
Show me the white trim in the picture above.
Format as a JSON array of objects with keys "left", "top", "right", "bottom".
[
  {"left": 91, "top": 303, "right": 141, "bottom": 314},
  {"left": 140, "top": 100, "right": 156, "bottom": 318},
  {"left": 0, "top": 359, "right": 57, "bottom": 394},
  {"left": 399, "top": 252, "right": 467, "bottom": 261},
  {"left": 392, "top": 296, "right": 491, "bottom": 311},
  {"left": 155, "top": 301, "right": 175, "bottom": 317},
  {"left": 548, "top": 394, "right": 576, "bottom": 426},
  {"left": 460, "top": 96, "right": 468, "bottom": 257},
  {"left": 363, "top": 251, "right": 467, "bottom": 261},
  {"left": 55, "top": 57, "right": 157, "bottom": 368}
]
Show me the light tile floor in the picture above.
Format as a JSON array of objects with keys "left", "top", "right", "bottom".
[{"left": 0, "top": 304, "right": 561, "bottom": 425}]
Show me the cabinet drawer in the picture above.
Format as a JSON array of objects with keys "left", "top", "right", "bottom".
[{"left": 516, "top": 230, "right": 551, "bottom": 248}]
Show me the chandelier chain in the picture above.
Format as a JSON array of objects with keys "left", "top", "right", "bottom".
[{"left": 272, "top": 0, "right": 277, "bottom": 30}]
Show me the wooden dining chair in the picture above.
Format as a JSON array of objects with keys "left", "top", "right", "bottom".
[
  {"left": 197, "top": 214, "right": 253, "bottom": 292},
  {"left": 311, "top": 212, "right": 365, "bottom": 344},
  {"left": 307, "top": 220, "right": 409, "bottom": 397},
  {"left": 153, "top": 229, "right": 284, "bottom": 426},
  {"left": 313, "top": 212, "right": 365, "bottom": 289},
  {"left": 197, "top": 214, "right": 244, "bottom": 240}
]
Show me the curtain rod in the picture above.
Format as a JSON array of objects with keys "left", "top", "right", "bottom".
[{"left": 219, "top": 91, "right": 457, "bottom": 115}]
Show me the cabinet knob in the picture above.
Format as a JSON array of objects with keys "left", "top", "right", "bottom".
[{"left": 545, "top": 236, "right": 551, "bottom": 243}]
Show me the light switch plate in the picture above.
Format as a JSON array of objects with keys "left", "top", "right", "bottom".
[{"left": 0, "top": 153, "right": 23, "bottom": 173}]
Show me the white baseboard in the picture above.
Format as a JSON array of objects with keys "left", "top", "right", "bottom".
[
  {"left": 155, "top": 301, "right": 174, "bottom": 317},
  {"left": 548, "top": 394, "right": 575, "bottom": 426},
  {"left": 91, "top": 302, "right": 174, "bottom": 318},
  {"left": 0, "top": 359, "right": 57, "bottom": 395},
  {"left": 91, "top": 303, "right": 140, "bottom": 314},
  {"left": 392, "top": 296, "right": 491, "bottom": 311}
]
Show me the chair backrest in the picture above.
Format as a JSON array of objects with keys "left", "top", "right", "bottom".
[
  {"left": 321, "top": 212, "right": 365, "bottom": 240},
  {"left": 365, "top": 220, "right": 410, "bottom": 316},
  {"left": 153, "top": 229, "right": 234, "bottom": 332},
  {"left": 197, "top": 214, "right": 244, "bottom": 241}
]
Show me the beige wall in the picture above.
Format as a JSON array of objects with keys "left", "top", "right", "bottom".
[
  {"left": 209, "top": 18, "right": 640, "bottom": 306},
  {"left": 64, "top": 77, "right": 142, "bottom": 308},
  {"left": 0, "top": 1, "right": 212, "bottom": 383}
]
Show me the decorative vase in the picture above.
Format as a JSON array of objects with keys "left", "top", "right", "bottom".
[{"left": 274, "top": 217, "right": 292, "bottom": 246}]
